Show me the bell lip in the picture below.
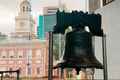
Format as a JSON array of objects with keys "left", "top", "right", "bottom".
[{"left": 53, "top": 61, "right": 103, "bottom": 69}]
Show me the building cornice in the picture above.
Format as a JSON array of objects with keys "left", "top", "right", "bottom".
[{"left": 0, "top": 40, "right": 47, "bottom": 48}]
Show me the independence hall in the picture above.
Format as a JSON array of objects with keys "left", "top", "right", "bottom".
[{"left": 0, "top": 0, "right": 59, "bottom": 79}]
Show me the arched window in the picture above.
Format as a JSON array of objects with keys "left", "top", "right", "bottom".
[
  {"left": 36, "top": 49, "right": 42, "bottom": 59},
  {"left": 36, "top": 67, "right": 40, "bottom": 74},
  {"left": 23, "top": 6, "right": 25, "bottom": 12},
  {"left": 29, "top": 7, "right": 31, "bottom": 11},
  {"left": 27, "top": 67, "right": 31, "bottom": 75},
  {"left": 18, "top": 50, "right": 23, "bottom": 58},
  {"left": 1, "top": 50, "right": 7, "bottom": 58},
  {"left": 27, "top": 6, "right": 29, "bottom": 11},
  {"left": 9, "top": 50, "right": 15, "bottom": 58}
]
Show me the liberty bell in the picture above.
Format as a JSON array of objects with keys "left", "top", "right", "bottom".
[{"left": 54, "top": 25, "right": 103, "bottom": 74}]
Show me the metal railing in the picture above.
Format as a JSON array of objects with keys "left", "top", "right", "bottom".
[{"left": 0, "top": 70, "right": 20, "bottom": 80}]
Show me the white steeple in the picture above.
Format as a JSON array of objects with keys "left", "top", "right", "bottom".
[
  {"left": 19, "top": 0, "right": 31, "bottom": 14},
  {"left": 14, "top": 0, "right": 35, "bottom": 40}
]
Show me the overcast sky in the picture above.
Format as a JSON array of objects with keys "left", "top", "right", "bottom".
[
  {"left": 0, "top": 0, "right": 88, "bottom": 34},
  {"left": 0, "top": 0, "right": 59, "bottom": 34}
]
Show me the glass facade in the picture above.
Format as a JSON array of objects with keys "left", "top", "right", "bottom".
[
  {"left": 44, "top": 14, "right": 56, "bottom": 32},
  {"left": 37, "top": 14, "right": 56, "bottom": 40},
  {"left": 37, "top": 16, "right": 44, "bottom": 40}
]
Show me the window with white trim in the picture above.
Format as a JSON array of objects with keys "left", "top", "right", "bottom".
[
  {"left": 9, "top": 50, "right": 15, "bottom": 58},
  {"left": 36, "top": 49, "right": 42, "bottom": 59},
  {"left": 1, "top": 50, "right": 7, "bottom": 58},
  {"left": 18, "top": 50, "right": 23, "bottom": 58}
]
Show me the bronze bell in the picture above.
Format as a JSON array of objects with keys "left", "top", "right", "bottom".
[{"left": 54, "top": 26, "right": 103, "bottom": 71}]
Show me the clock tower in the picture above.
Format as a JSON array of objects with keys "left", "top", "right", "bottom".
[{"left": 15, "top": 0, "right": 35, "bottom": 40}]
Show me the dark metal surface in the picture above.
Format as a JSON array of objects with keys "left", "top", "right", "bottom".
[
  {"left": 48, "top": 31, "right": 53, "bottom": 80},
  {"left": 0, "top": 70, "right": 20, "bottom": 80},
  {"left": 54, "top": 28, "right": 103, "bottom": 70},
  {"left": 17, "top": 70, "right": 20, "bottom": 80},
  {"left": 53, "top": 11, "right": 103, "bottom": 36}
]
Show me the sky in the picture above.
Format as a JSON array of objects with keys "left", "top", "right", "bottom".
[
  {"left": 0, "top": 0, "right": 88, "bottom": 34},
  {"left": 0, "top": 0, "right": 59, "bottom": 34}
]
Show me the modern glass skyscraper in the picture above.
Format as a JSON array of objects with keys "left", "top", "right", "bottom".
[
  {"left": 37, "top": 6, "right": 58, "bottom": 40},
  {"left": 37, "top": 16, "right": 44, "bottom": 40},
  {"left": 37, "top": 14, "right": 56, "bottom": 40}
]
